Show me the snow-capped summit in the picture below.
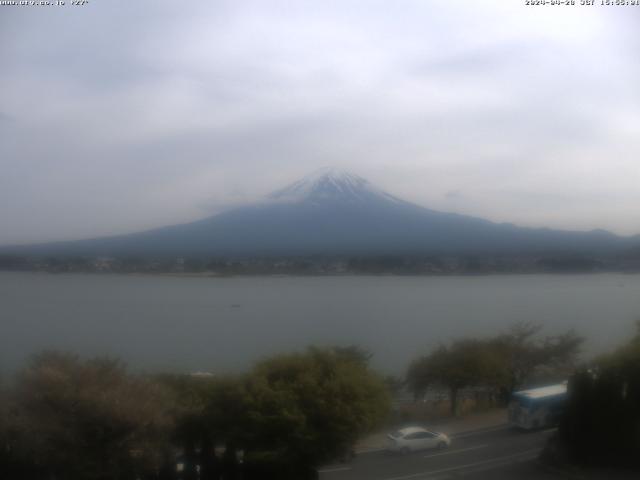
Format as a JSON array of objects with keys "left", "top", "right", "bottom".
[
  {"left": 3, "top": 168, "right": 632, "bottom": 257},
  {"left": 268, "top": 167, "right": 401, "bottom": 205}
]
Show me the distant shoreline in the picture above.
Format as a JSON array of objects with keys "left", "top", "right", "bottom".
[{"left": 2, "top": 269, "right": 639, "bottom": 278}]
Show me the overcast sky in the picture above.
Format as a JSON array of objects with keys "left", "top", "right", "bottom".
[{"left": 1, "top": 0, "right": 639, "bottom": 245}]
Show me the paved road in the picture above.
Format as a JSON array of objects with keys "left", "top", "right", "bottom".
[{"left": 319, "top": 425, "right": 558, "bottom": 480}]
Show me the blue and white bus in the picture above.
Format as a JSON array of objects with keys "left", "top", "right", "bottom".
[{"left": 508, "top": 383, "right": 567, "bottom": 430}]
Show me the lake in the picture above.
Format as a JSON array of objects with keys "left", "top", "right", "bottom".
[{"left": 1, "top": 272, "right": 639, "bottom": 376}]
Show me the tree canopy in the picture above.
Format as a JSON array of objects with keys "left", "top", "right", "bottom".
[
  {"left": 406, "top": 323, "right": 584, "bottom": 414},
  {"left": 0, "top": 346, "right": 391, "bottom": 480},
  {"left": 557, "top": 321, "right": 640, "bottom": 468},
  {"left": 2, "top": 352, "right": 173, "bottom": 480},
  {"left": 243, "top": 347, "right": 390, "bottom": 470}
]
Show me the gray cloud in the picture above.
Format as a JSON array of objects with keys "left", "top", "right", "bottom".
[{"left": 1, "top": 0, "right": 639, "bottom": 244}]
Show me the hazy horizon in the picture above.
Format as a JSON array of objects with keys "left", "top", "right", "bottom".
[
  {"left": 2, "top": 166, "right": 639, "bottom": 249},
  {"left": 2, "top": 1, "right": 639, "bottom": 245}
]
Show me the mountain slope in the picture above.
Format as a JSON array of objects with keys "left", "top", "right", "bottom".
[{"left": 2, "top": 168, "right": 636, "bottom": 257}]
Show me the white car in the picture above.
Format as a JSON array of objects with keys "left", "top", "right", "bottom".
[{"left": 387, "top": 427, "right": 451, "bottom": 454}]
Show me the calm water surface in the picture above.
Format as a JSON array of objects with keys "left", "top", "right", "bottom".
[{"left": 1, "top": 272, "right": 639, "bottom": 375}]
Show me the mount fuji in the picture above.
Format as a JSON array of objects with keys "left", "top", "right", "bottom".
[{"left": 3, "top": 168, "right": 635, "bottom": 257}]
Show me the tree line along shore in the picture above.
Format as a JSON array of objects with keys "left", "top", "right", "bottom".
[{"left": 3, "top": 253, "right": 640, "bottom": 275}]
